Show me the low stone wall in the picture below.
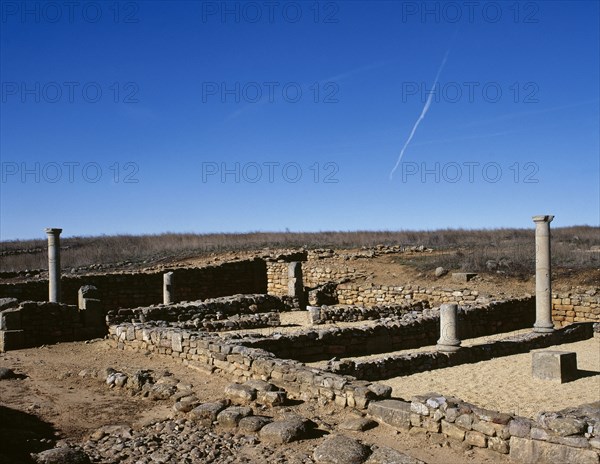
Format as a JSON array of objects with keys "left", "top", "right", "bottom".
[
  {"left": 367, "top": 395, "right": 600, "bottom": 463},
  {"left": 266, "top": 261, "right": 357, "bottom": 297},
  {"left": 132, "top": 312, "right": 281, "bottom": 333},
  {"left": 308, "top": 302, "right": 429, "bottom": 325},
  {"left": 331, "top": 323, "right": 593, "bottom": 380},
  {"left": 0, "top": 259, "right": 267, "bottom": 310},
  {"left": 336, "top": 283, "right": 489, "bottom": 307},
  {"left": 239, "top": 298, "right": 535, "bottom": 362},
  {"left": 553, "top": 288, "right": 600, "bottom": 327},
  {"left": 108, "top": 323, "right": 392, "bottom": 409},
  {"left": 0, "top": 300, "right": 106, "bottom": 351},
  {"left": 106, "top": 294, "right": 290, "bottom": 325}
]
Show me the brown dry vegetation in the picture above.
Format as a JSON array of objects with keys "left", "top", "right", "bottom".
[{"left": 1, "top": 227, "right": 598, "bottom": 277}]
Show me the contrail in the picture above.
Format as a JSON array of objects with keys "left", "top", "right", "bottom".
[{"left": 389, "top": 50, "right": 450, "bottom": 180}]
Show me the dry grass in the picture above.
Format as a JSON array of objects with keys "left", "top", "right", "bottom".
[{"left": 0, "top": 227, "right": 598, "bottom": 275}]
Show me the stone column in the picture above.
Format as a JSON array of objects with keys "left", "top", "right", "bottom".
[
  {"left": 163, "top": 271, "right": 175, "bottom": 304},
  {"left": 533, "top": 215, "right": 555, "bottom": 333},
  {"left": 45, "top": 228, "right": 62, "bottom": 303},
  {"left": 437, "top": 303, "right": 461, "bottom": 352}
]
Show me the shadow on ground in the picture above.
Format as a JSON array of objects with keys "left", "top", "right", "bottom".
[{"left": 0, "top": 405, "right": 56, "bottom": 464}]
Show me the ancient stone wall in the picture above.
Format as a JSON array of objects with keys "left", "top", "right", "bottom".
[
  {"left": 552, "top": 288, "right": 600, "bottom": 327},
  {"left": 106, "top": 294, "right": 290, "bottom": 325},
  {"left": 367, "top": 395, "right": 600, "bottom": 462},
  {"left": 240, "top": 298, "right": 536, "bottom": 362},
  {"left": 332, "top": 323, "right": 593, "bottom": 380},
  {"left": 0, "top": 301, "right": 106, "bottom": 351},
  {"left": 107, "top": 323, "right": 391, "bottom": 410},
  {"left": 308, "top": 303, "right": 429, "bottom": 324},
  {"left": 0, "top": 259, "right": 267, "bottom": 310}
]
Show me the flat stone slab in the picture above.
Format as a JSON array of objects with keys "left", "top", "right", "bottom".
[
  {"left": 189, "top": 401, "right": 228, "bottom": 423},
  {"left": 452, "top": 272, "right": 477, "bottom": 282},
  {"left": 367, "top": 400, "right": 411, "bottom": 430},
  {"left": 238, "top": 415, "right": 272, "bottom": 433},
  {"left": 365, "top": 446, "right": 424, "bottom": 464},
  {"left": 216, "top": 406, "right": 253, "bottom": 427},
  {"left": 532, "top": 351, "right": 578, "bottom": 383},
  {"left": 509, "top": 436, "right": 600, "bottom": 464},
  {"left": 313, "top": 435, "right": 370, "bottom": 464},
  {"left": 339, "top": 417, "right": 377, "bottom": 432},
  {"left": 259, "top": 419, "right": 307, "bottom": 444}
]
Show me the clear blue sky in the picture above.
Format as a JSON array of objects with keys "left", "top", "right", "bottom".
[{"left": 1, "top": 0, "right": 599, "bottom": 240}]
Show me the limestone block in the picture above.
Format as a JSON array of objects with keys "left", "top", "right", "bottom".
[
  {"left": 532, "top": 351, "right": 578, "bottom": 383},
  {"left": 510, "top": 436, "right": 599, "bottom": 464}
]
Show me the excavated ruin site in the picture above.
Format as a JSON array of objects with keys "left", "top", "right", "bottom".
[{"left": 1, "top": 235, "right": 599, "bottom": 464}]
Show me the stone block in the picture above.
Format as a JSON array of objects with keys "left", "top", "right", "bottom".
[
  {"left": 465, "top": 431, "right": 487, "bottom": 448},
  {"left": 452, "top": 273, "right": 477, "bottom": 282},
  {"left": 0, "top": 330, "right": 25, "bottom": 352},
  {"left": 532, "top": 351, "right": 578, "bottom": 383},
  {"left": 442, "top": 420, "right": 465, "bottom": 441},
  {"left": 0, "top": 308, "right": 21, "bottom": 330},
  {"left": 368, "top": 399, "right": 412, "bottom": 430},
  {"left": 488, "top": 436, "right": 509, "bottom": 454},
  {"left": 510, "top": 436, "right": 599, "bottom": 464}
]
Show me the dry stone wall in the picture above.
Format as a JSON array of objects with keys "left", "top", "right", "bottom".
[
  {"left": 240, "top": 298, "right": 536, "bottom": 362},
  {"left": 552, "top": 288, "right": 600, "bottom": 327},
  {"left": 0, "top": 259, "right": 267, "bottom": 310},
  {"left": 367, "top": 395, "right": 600, "bottom": 462},
  {"left": 0, "top": 300, "right": 106, "bottom": 351},
  {"left": 331, "top": 323, "right": 593, "bottom": 380},
  {"left": 106, "top": 294, "right": 290, "bottom": 325},
  {"left": 107, "top": 323, "right": 392, "bottom": 410}
]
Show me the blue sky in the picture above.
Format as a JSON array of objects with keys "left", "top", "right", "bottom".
[{"left": 1, "top": 0, "right": 599, "bottom": 240}]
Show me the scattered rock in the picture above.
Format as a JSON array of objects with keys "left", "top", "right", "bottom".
[
  {"left": 189, "top": 401, "right": 229, "bottom": 424},
  {"left": 238, "top": 415, "right": 272, "bottom": 433},
  {"left": 259, "top": 419, "right": 307, "bottom": 444},
  {"left": 365, "top": 446, "right": 424, "bottom": 464},
  {"left": 434, "top": 267, "right": 447, "bottom": 278},
  {"left": 313, "top": 435, "right": 370, "bottom": 464},
  {"left": 32, "top": 447, "right": 91, "bottom": 464},
  {"left": 224, "top": 383, "right": 257, "bottom": 404},
  {"left": 217, "top": 406, "right": 253, "bottom": 427},
  {"left": 0, "top": 367, "right": 17, "bottom": 380},
  {"left": 339, "top": 417, "right": 377, "bottom": 432}
]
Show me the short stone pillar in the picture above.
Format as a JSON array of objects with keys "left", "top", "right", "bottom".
[
  {"left": 288, "top": 262, "right": 306, "bottom": 309},
  {"left": 45, "top": 228, "right": 62, "bottom": 303},
  {"left": 437, "top": 303, "right": 461, "bottom": 352},
  {"left": 78, "top": 285, "right": 104, "bottom": 329},
  {"left": 307, "top": 306, "right": 321, "bottom": 325},
  {"left": 532, "top": 351, "right": 577, "bottom": 383},
  {"left": 78, "top": 285, "right": 100, "bottom": 309},
  {"left": 533, "top": 215, "right": 555, "bottom": 333},
  {"left": 163, "top": 271, "right": 175, "bottom": 305}
]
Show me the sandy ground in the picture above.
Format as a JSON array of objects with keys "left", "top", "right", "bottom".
[
  {"left": 381, "top": 338, "right": 600, "bottom": 419},
  {"left": 0, "top": 340, "right": 510, "bottom": 464}
]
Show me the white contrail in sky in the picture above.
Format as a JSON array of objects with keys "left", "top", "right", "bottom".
[{"left": 389, "top": 50, "right": 450, "bottom": 180}]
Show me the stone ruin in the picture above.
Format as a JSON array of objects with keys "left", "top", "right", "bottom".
[{"left": 1, "top": 216, "right": 600, "bottom": 463}]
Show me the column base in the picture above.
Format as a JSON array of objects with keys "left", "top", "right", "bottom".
[
  {"left": 436, "top": 343, "right": 461, "bottom": 353},
  {"left": 533, "top": 326, "right": 555, "bottom": 333}
]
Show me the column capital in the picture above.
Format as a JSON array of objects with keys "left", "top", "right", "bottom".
[
  {"left": 532, "top": 215, "right": 554, "bottom": 223},
  {"left": 44, "top": 228, "right": 63, "bottom": 235}
]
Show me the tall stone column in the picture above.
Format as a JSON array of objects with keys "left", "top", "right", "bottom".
[
  {"left": 437, "top": 303, "right": 461, "bottom": 352},
  {"left": 45, "top": 228, "right": 62, "bottom": 303},
  {"left": 163, "top": 271, "right": 175, "bottom": 305},
  {"left": 533, "top": 215, "right": 555, "bottom": 333}
]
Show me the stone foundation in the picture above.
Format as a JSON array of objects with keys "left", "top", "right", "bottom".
[
  {"left": 368, "top": 395, "right": 600, "bottom": 462},
  {"left": 0, "top": 300, "right": 106, "bottom": 351}
]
